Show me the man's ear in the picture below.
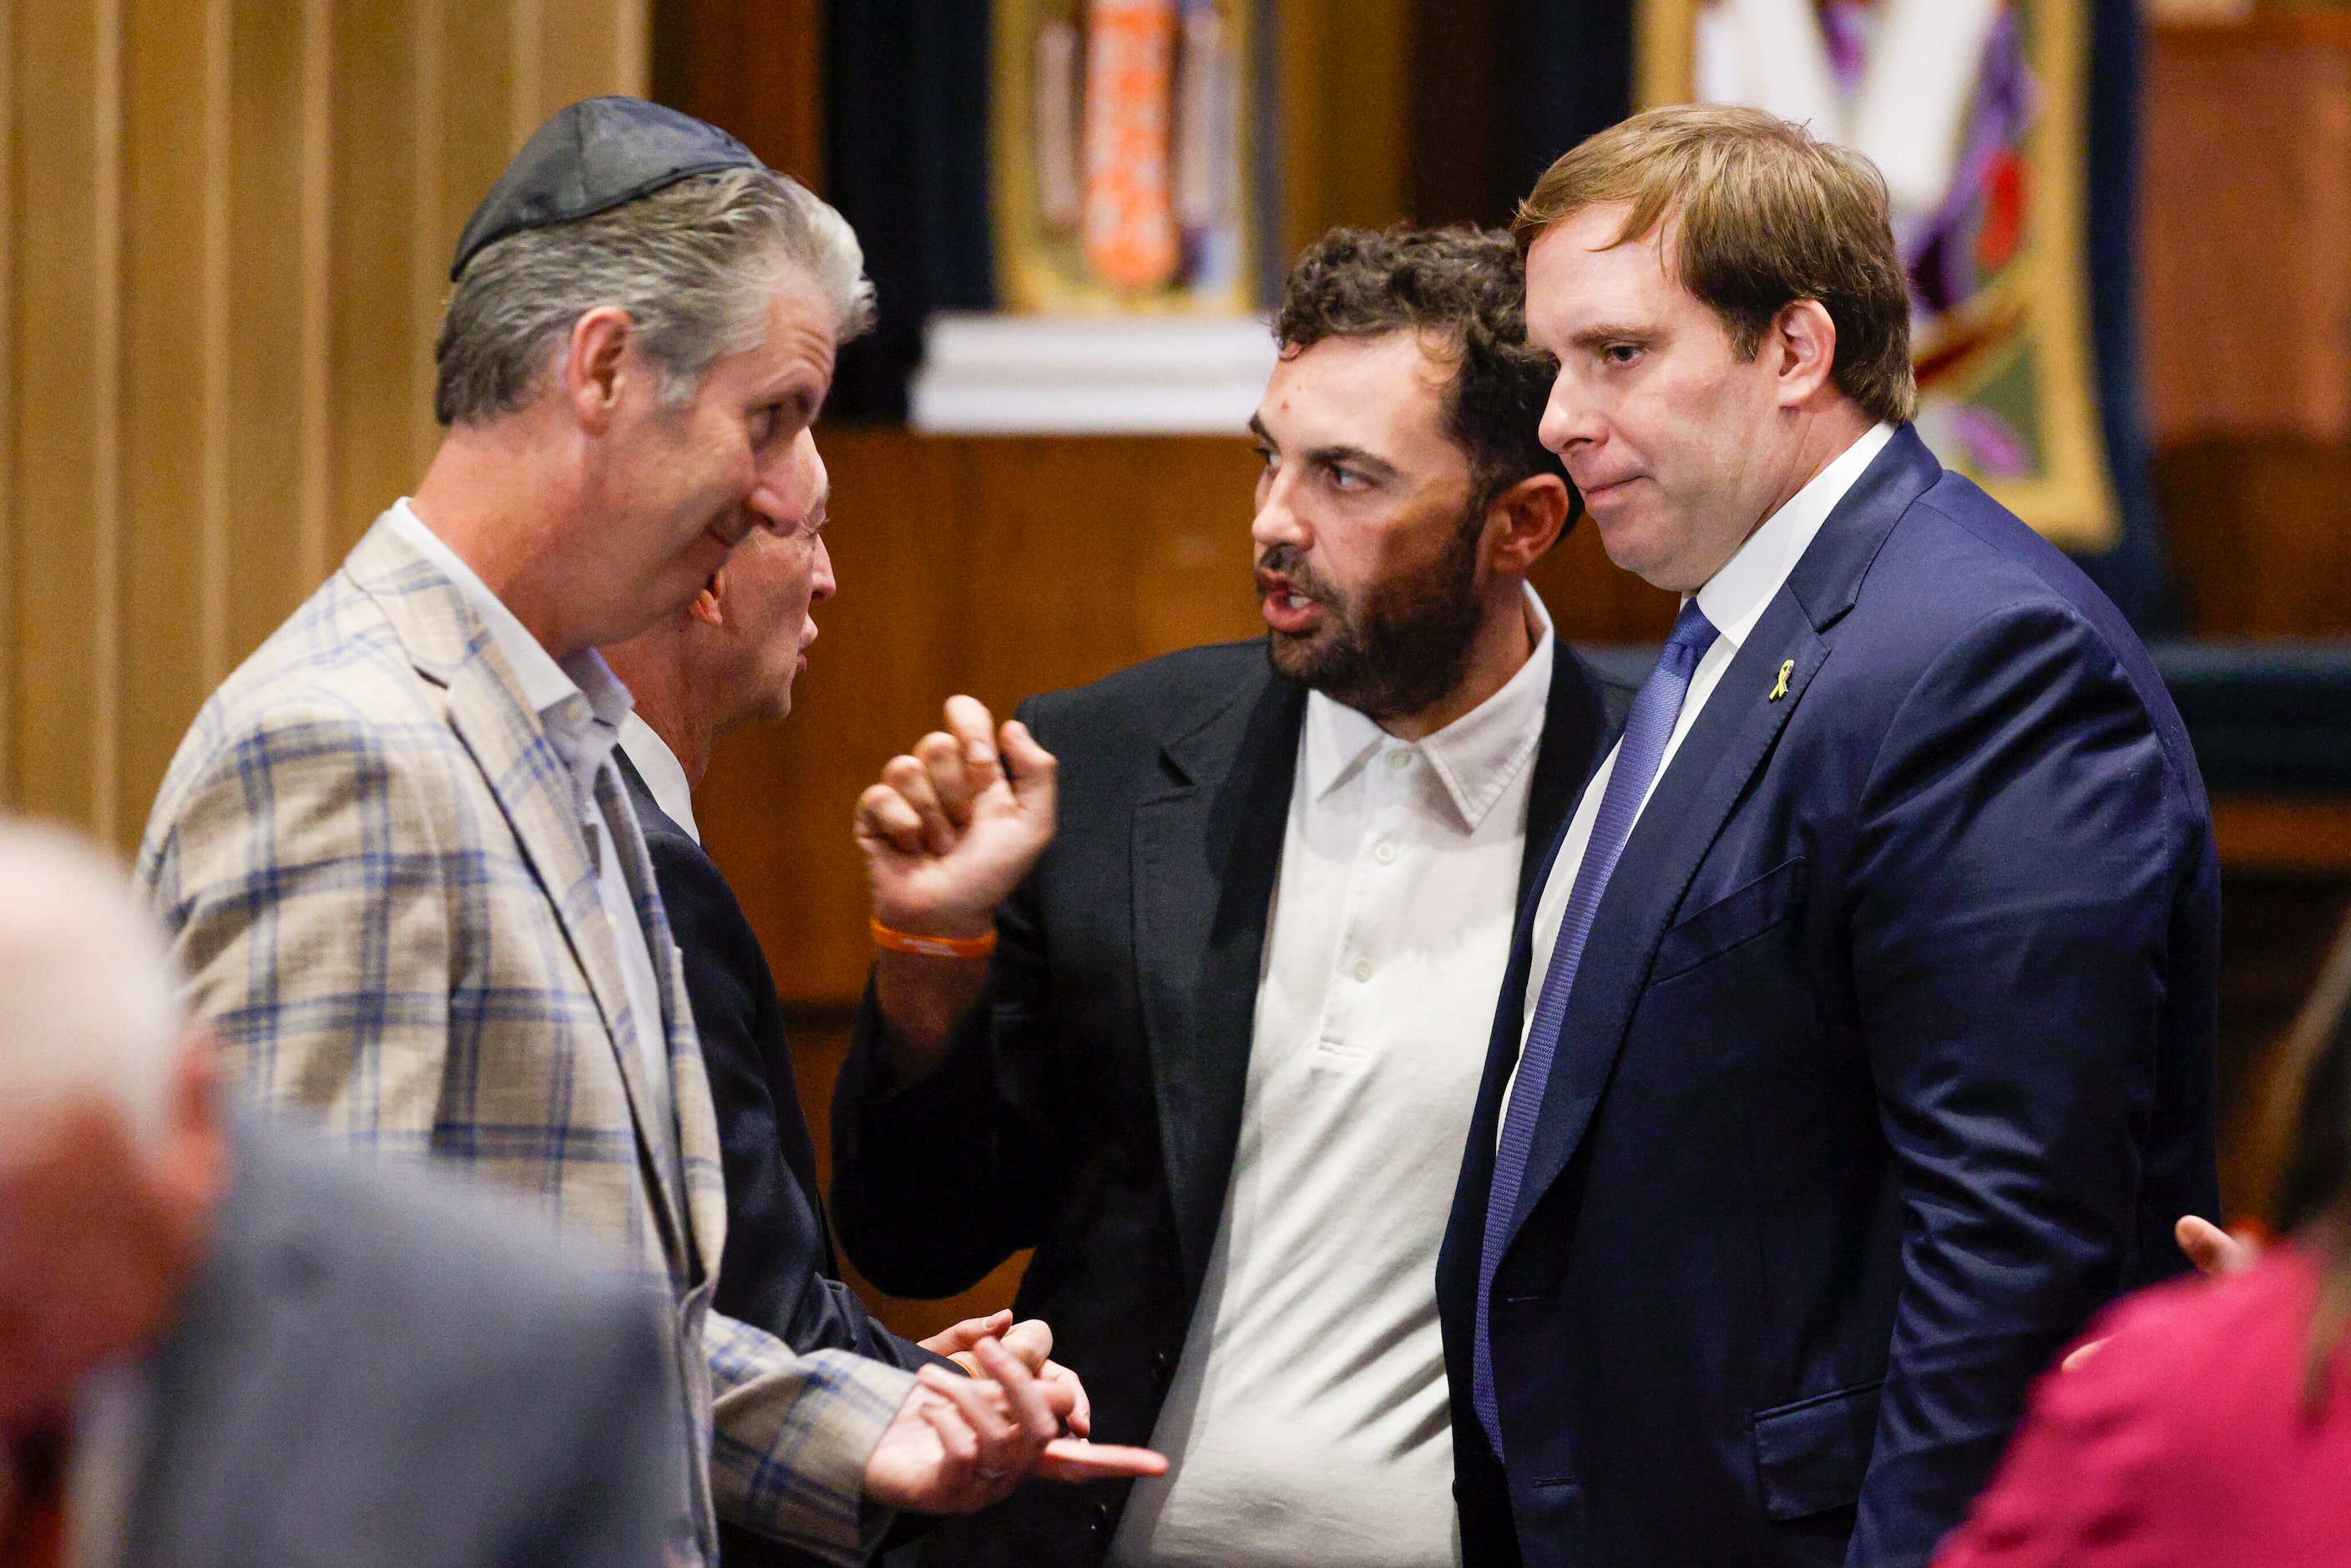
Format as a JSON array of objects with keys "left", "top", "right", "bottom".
[
  {"left": 687, "top": 569, "right": 726, "bottom": 630},
  {"left": 1484, "top": 473, "right": 1573, "bottom": 577},
  {"left": 1772, "top": 299, "right": 1839, "bottom": 409},
  {"left": 563, "top": 305, "right": 637, "bottom": 430}
]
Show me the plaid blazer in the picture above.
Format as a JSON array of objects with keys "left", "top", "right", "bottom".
[{"left": 139, "top": 515, "right": 916, "bottom": 1566}]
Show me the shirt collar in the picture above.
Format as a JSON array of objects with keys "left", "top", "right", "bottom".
[
  {"left": 1302, "top": 584, "right": 1555, "bottom": 831},
  {"left": 386, "top": 498, "right": 635, "bottom": 738},
  {"left": 1691, "top": 422, "right": 1893, "bottom": 654},
  {"left": 619, "top": 713, "right": 700, "bottom": 845}
]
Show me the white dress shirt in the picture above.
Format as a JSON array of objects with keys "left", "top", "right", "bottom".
[
  {"left": 1110, "top": 589, "right": 1557, "bottom": 1568},
  {"left": 619, "top": 714, "right": 701, "bottom": 845},
  {"left": 1508, "top": 424, "right": 1893, "bottom": 1103},
  {"left": 386, "top": 501, "right": 676, "bottom": 1153}
]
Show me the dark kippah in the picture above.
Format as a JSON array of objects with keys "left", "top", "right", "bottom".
[{"left": 449, "top": 96, "right": 764, "bottom": 282}]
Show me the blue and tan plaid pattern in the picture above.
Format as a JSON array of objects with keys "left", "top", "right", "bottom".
[{"left": 139, "top": 515, "right": 915, "bottom": 1566}]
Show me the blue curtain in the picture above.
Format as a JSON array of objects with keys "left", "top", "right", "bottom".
[
  {"left": 2076, "top": 0, "right": 2174, "bottom": 631},
  {"left": 824, "top": 0, "right": 997, "bottom": 422}
]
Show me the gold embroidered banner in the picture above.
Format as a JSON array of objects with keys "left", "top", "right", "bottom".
[
  {"left": 993, "top": 0, "right": 1262, "bottom": 313},
  {"left": 1636, "top": 0, "right": 2117, "bottom": 549}
]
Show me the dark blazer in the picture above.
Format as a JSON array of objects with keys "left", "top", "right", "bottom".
[
  {"left": 127, "top": 1118, "right": 685, "bottom": 1567},
  {"left": 617, "top": 754, "right": 946, "bottom": 1568},
  {"left": 831, "top": 634, "right": 1630, "bottom": 1568},
  {"left": 1437, "top": 427, "right": 2221, "bottom": 1568}
]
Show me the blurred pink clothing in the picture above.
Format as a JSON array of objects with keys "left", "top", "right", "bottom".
[{"left": 1934, "top": 1244, "right": 2351, "bottom": 1568}]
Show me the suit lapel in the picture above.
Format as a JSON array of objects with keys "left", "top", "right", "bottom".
[
  {"left": 1502, "top": 428, "right": 1945, "bottom": 1247},
  {"left": 1131, "top": 668, "right": 1305, "bottom": 1298},
  {"left": 598, "top": 762, "right": 718, "bottom": 1279},
  {"left": 346, "top": 521, "right": 695, "bottom": 1264},
  {"left": 1518, "top": 645, "right": 1619, "bottom": 912}
]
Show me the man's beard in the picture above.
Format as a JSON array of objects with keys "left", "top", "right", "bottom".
[{"left": 1258, "top": 510, "right": 1487, "bottom": 725}]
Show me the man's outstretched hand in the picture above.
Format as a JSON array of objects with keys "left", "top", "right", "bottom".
[{"left": 862, "top": 1336, "right": 1163, "bottom": 1514}]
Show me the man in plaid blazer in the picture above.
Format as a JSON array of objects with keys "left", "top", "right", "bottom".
[{"left": 139, "top": 99, "right": 1155, "bottom": 1567}]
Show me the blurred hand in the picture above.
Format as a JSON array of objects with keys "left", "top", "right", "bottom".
[
  {"left": 855, "top": 696, "right": 1057, "bottom": 940},
  {"left": 862, "top": 1337, "right": 1161, "bottom": 1513},
  {"left": 2174, "top": 1214, "right": 2258, "bottom": 1278},
  {"left": 2060, "top": 1214, "right": 2264, "bottom": 1373}
]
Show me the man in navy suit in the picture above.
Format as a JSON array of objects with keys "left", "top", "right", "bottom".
[{"left": 1439, "top": 105, "right": 2220, "bottom": 1568}]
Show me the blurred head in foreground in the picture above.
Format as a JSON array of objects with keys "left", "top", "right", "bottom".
[
  {"left": 1251, "top": 225, "right": 1575, "bottom": 736},
  {"left": 0, "top": 824, "right": 225, "bottom": 1429}
]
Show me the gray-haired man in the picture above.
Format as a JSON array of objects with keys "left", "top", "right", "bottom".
[{"left": 139, "top": 99, "right": 1155, "bottom": 1566}]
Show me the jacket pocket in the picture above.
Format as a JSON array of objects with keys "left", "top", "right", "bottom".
[
  {"left": 1653, "top": 856, "right": 1807, "bottom": 985},
  {"left": 1751, "top": 1378, "right": 1882, "bottom": 1520}
]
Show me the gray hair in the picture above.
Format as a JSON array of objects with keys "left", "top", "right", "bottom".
[
  {"left": 434, "top": 167, "right": 875, "bottom": 426},
  {"left": 0, "top": 822, "right": 183, "bottom": 1146}
]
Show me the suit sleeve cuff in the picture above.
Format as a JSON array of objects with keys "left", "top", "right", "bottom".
[{"left": 705, "top": 1316, "right": 920, "bottom": 1565}]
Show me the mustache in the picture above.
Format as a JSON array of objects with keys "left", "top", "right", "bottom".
[{"left": 1253, "top": 543, "right": 1341, "bottom": 603}]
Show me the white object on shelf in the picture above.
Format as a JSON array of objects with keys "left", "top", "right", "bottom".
[{"left": 910, "top": 312, "right": 1279, "bottom": 434}]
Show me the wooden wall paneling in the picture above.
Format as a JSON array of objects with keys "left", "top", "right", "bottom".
[
  {"left": 2141, "top": 24, "right": 2351, "bottom": 443},
  {"left": 118, "top": 0, "right": 234, "bottom": 842},
  {"left": 700, "top": 427, "right": 970, "bottom": 1005},
  {"left": 533, "top": 0, "right": 647, "bottom": 130},
  {"left": 648, "top": 0, "right": 822, "bottom": 185},
  {"left": 702, "top": 432, "right": 1267, "bottom": 1011},
  {"left": 1278, "top": 0, "right": 1415, "bottom": 264},
  {"left": 1127, "top": 439, "right": 1271, "bottom": 660},
  {"left": 439, "top": 0, "right": 518, "bottom": 278},
  {"left": 329, "top": 0, "right": 427, "bottom": 553},
  {"left": 407, "top": 0, "right": 445, "bottom": 483},
  {"left": 958, "top": 438, "right": 1159, "bottom": 711},
  {"left": 13, "top": 0, "right": 123, "bottom": 837},
  {"left": 224, "top": 0, "right": 333, "bottom": 653},
  {"left": 2153, "top": 438, "right": 2351, "bottom": 637},
  {"left": 0, "top": 0, "right": 16, "bottom": 807}
]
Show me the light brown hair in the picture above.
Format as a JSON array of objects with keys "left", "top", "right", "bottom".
[{"left": 1514, "top": 104, "right": 1916, "bottom": 426}]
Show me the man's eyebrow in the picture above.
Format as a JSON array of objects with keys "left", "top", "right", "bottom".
[
  {"left": 1247, "top": 413, "right": 1275, "bottom": 446},
  {"left": 1570, "top": 321, "right": 1656, "bottom": 352},
  {"left": 1303, "top": 443, "right": 1398, "bottom": 482},
  {"left": 806, "top": 484, "right": 832, "bottom": 531}
]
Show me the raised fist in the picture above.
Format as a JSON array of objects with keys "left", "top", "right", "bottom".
[{"left": 854, "top": 695, "right": 1058, "bottom": 940}]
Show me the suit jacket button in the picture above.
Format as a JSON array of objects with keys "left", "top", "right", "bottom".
[{"left": 1150, "top": 1352, "right": 1176, "bottom": 1385}]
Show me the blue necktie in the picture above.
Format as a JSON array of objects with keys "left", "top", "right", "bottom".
[{"left": 1474, "top": 598, "right": 1721, "bottom": 1455}]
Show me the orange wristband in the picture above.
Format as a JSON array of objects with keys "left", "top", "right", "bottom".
[{"left": 870, "top": 918, "right": 998, "bottom": 960}]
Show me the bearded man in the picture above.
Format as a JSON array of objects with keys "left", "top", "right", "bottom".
[{"left": 826, "top": 227, "right": 1636, "bottom": 1568}]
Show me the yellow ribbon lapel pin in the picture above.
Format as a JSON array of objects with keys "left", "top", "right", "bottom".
[{"left": 1768, "top": 660, "right": 1793, "bottom": 702}]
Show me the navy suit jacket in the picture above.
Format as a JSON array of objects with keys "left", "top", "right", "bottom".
[
  {"left": 1436, "top": 428, "right": 2221, "bottom": 1568},
  {"left": 618, "top": 755, "right": 947, "bottom": 1568}
]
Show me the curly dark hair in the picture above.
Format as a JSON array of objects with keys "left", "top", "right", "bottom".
[{"left": 1274, "top": 225, "right": 1571, "bottom": 514}]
